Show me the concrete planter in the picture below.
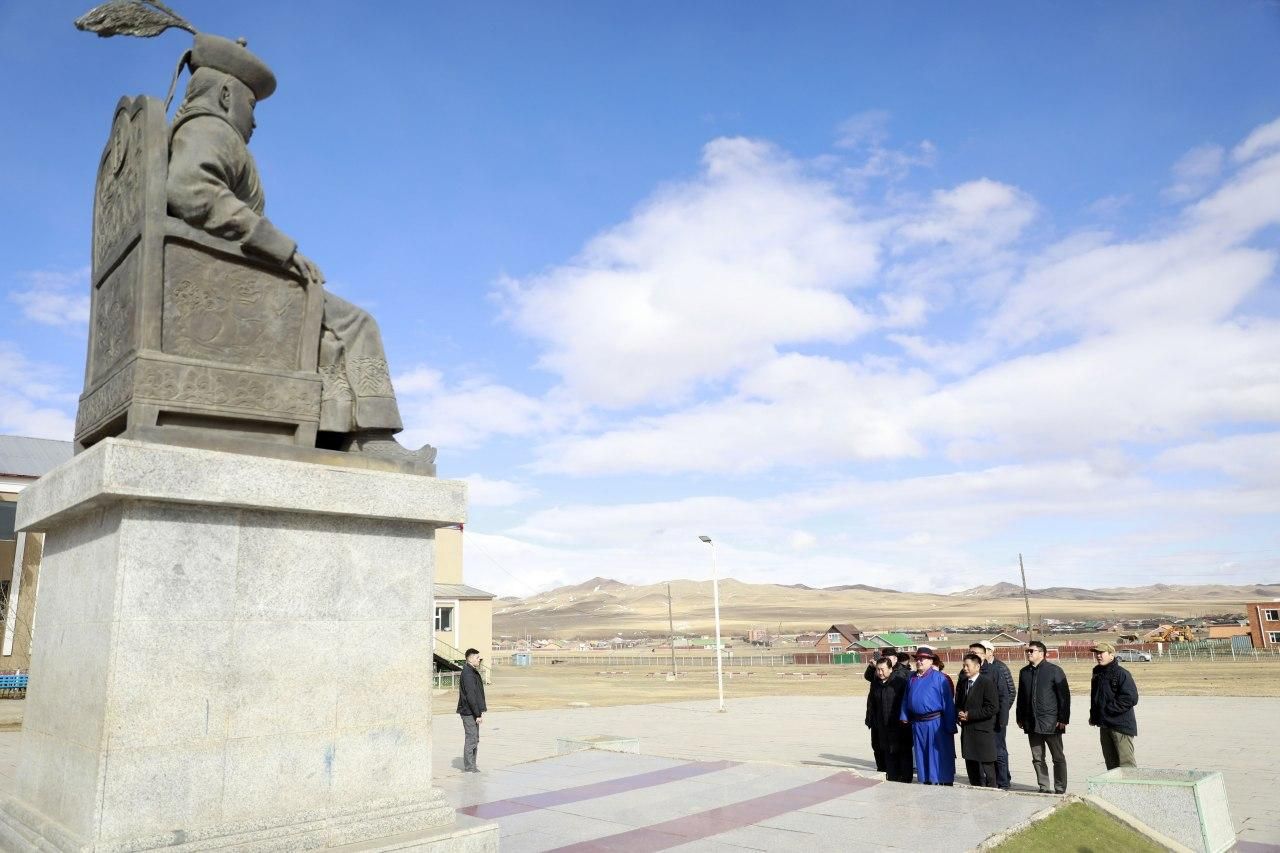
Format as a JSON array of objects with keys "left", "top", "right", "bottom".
[{"left": 1087, "top": 767, "right": 1235, "bottom": 853}]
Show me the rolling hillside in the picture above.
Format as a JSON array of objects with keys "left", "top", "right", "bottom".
[{"left": 492, "top": 576, "right": 1279, "bottom": 639}]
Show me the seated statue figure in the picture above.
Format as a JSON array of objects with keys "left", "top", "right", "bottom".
[{"left": 163, "top": 34, "right": 432, "bottom": 465}]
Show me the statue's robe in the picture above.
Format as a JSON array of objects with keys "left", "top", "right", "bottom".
[{"left": 166, "top": 112, "right": 402, "bottom": 434}]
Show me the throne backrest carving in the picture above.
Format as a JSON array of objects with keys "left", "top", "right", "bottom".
[{"left": 86, "top": 95, "right": 167, "bottom": 388}]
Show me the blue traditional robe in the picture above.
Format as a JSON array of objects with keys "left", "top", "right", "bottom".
[{"left": 900, "top": 667, "right": 957, "bottom": 784}]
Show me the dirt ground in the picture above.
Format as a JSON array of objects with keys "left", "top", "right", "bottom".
[{"left": 437, "top": 658, "right": 1280, "bottom": 713}]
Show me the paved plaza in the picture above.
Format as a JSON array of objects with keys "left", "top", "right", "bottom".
[
  {"left": 427, "top": 693, "right": 1280, "bottom": 850},
  {"left": 1, "top": 693, "right": 1277, "bottom": 850}
]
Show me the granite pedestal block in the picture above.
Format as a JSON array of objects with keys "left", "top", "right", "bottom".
[
  {"left": 0, "top": 439, "right": 498, "bottom": 852},
  {"left": 1087, "top": 767, "right": 1234, "bottom": 853}
]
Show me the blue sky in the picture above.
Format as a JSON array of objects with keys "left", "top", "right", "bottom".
[{"left": 3, "top": 1, "right": 1279, "bottom": 596}]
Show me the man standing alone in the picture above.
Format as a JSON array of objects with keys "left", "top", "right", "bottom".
[
  {"left": 1088, "top": 642, "right": 1139, "bottom": 769},
  {"left": 458, "top": 649, "right": 487, "bottom": 773},
  {"left": 970, "top": 641, "right": 1015, "bottom": 789},
  {"left": 1016, "top": 641, "right": 1070, "bottom": 793}
]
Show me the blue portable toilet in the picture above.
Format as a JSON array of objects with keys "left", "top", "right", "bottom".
[{"left": 512, "top": 652, "right": 532, "bottom": 667}]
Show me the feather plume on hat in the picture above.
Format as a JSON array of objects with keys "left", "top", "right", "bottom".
[
  {"left": 74, "top": 0, "right": 194, "bottom": 38},
  {"left": 75, "top": 1, "right": 277, "bottom": 105}
]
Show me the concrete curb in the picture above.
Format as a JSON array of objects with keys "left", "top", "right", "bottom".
[{"left": 971, "top": 801, "right": 1062, "bottom": 851}]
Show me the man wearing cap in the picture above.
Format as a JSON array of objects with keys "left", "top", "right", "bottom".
[
  {"left": 970, "top": 640, "right": 1015, "bottom": 789},
  {"left": 899, "top": 648, "right": 956, "bottom": 785},
  {"left": 166, "top": 35, "right": 429, "bottom": 463},
  {"left": 1088, "top": 642, "right": 1139, "bottom": 769},
  {"left": 1016, "top": 640, "right": 1071, "bottom": 794}
]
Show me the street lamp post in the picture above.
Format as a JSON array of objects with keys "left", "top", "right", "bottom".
[{"left": 698, "top": 535, "right": 726, "bottom": 712}]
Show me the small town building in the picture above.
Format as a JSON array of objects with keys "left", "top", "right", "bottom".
[
  {"left": 1246, "top": 602, "right": 1280, "bottom": 650},
  {"left": 432, "top": 524, "right": 496, "bottom": 668},
  {"left": 814, "top": 624, "right": 862, "bottom": 653},
  {"left": 1, "top": 437, "right": 74, "bottom": 672},
  {"left": 1207, "top": 625, "right": 1251, "bottom": 641},
  {"left": 986, "top": 632, "right": 1029, "bottom": 647},
  {"left": 853, "top": 632, "right": 916, "bottom": 653}
]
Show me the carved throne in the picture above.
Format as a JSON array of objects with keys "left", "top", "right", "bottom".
[{"left": 74, "top": 95, "right": 323, "bottom": 452}]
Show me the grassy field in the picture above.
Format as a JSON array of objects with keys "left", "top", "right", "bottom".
[
  {"left": 436, "top": 658, "right": 1280, "bottom": 713},
  {"left": 990, "top": 801, "right": 1165, "bottom": 853}
]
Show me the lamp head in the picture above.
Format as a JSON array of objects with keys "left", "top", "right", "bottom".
[{"left": 698, "top": 535, "right": 712, "bottom": 544}]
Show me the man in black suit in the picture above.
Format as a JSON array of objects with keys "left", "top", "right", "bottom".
[
  {"left": 457, "top": 648, "right": 488, "bottom": 773},
  {"left": 865, "top": 656, "right": 914, "bottom": 782},
  {"left": 956, "top": 652, "right": 999, "bottom": 787}
]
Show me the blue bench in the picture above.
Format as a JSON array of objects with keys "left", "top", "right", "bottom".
[{"left": 0, "top": 673, "right": 28, "bottom": 693}]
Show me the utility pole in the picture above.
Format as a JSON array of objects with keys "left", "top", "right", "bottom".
[
  {"left": 667, "top": 583, "right": 677, "bottom": 678},
  {"left": 1019, "top": 553, "right": 1034, "bottom": 640}
]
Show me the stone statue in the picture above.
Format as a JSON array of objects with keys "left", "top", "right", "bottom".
[{"left": 73, "top": 0, "right": 435, "bottom": 470}]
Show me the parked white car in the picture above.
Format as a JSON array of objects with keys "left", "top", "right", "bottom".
[{"left": 1115, "top": 649, "right": 1152, "bottom": 662}]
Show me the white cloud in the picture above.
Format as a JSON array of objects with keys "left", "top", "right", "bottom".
[
  {"left": 1155, "top": 432, "right": 1280, "bottom": 487},
  {"left": 462, "top": 474, "right": 539, "bottom": 507},
  {"left": 393, "top": 367, "right": 578, "bottom": 451},
  {"left": 0, "top": 345, "right": 76, "bottom": 439},
  {"left": 521, "top": 118, "right": 1280, "bottom": 478},
  {"left": 1163, "top": 144, "right": 1224, "bottom": 201},
  {"left": 534, "top": 354, "right": 931, "bottom": 475},
  {"left": 835, "top": 110, "right": 891, "bottom": 149},
  {"left": 833, "top": 110, "right": 937, "bottom": 183},
  {"left": 499, "top": 137, "right": 882, "bottom": 408},
  {"left": 896, "top": 179, "right": 1036, "bottom": 251},
  {"left": 1232, "top": 116, "right": 1280, "bottom": 163},
  {"left": 9, "top": 267, "right": 90, "bottom": 327}
]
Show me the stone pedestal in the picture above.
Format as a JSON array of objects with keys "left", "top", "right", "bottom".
[
  {"left": 1088, "top": 768, "right": 1235, "bottom": 853},
  {"left": 0, "top": 439, "right": 498, "bottom": 852}
]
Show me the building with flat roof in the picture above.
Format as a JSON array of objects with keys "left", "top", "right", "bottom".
[{"left": 1246, "top": 602, "right": 1280, "bottom": 650}]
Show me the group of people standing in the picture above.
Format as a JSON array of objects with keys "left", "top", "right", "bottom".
[{"left": 865, "top": 640, "right": 1139, "bottom": 791}]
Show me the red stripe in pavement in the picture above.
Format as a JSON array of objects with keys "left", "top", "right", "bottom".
[
  {"left": 548, "top": 771, "right": 878, "bottom": 852},
  {"left": 458, "top": 759, "right": 739, "bottom": 819}
]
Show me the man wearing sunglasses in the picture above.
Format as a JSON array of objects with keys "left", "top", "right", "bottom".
[{"left": 1015, "top": 641, "right": 1071, "bottom": 794}]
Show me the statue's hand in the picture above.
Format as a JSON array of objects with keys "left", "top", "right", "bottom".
[{"left": 289, "top": 251, "right": 325, "bottom": 287}]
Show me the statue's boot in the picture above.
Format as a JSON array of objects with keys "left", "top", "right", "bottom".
[{"left": 342, "top": 430, "right": 437, "bottom": 468}]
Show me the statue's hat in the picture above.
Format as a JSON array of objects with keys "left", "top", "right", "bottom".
[{"left": 189, "top": 33, "right": 276, "bottom": 100}]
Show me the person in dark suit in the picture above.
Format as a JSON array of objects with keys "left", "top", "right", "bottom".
[
  {"left": 457, "top": 648, "right": 488, "bottom": 773},
  {"left": 1016, "top": 640, "right": 1071, "bottom": 793},
  {"left": 956, "top": 652, "right": 999, "bottom": 787},
  {"left": 865, "top": 656, "right": 914, "bottom": 782}
]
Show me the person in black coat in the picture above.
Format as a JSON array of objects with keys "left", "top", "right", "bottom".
[
  {"left": 1088, "top": 643, "right": 1139, "bottom": 769},
  {"left": 863, "top": 648, "right": 899, "bottom": 683},
  {"left": 1016, "top": 641, "right": 1071, "bottom": 793},
  {"left": 956, "top": 653, "right": 999, "bottom": 787},
  {"left": 971, "top": 641, "right": 1016, "bottom": 789},
  {"left": 457, "top": 648, "right": 488, "bottom": 772},
  {"left": 865, "top": 656, "right": 913, "bottom": 783}
]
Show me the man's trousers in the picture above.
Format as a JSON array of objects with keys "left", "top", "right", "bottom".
[
  {"left": 1028, "top": 732, "right": 1067, "bottom": 793},
  {"left": 965, "top": 759, "right": 997, "bottom": 787},
  {"left": 994, "top": 724, "right": 1011, "bottom": 788},
  {"left": 461, "top": 714, "right": 480, "bottom": 771},
  {"left": 1099, "top": 727, "right": 1136, "bottom": 769}
]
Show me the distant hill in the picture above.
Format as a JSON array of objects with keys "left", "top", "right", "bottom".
[
  {"left": 951, "top": 581, "right": 1280, "bottom": 602},
  {"left": 491, "top": 577, "right": 1278, "bottom": 640}
]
